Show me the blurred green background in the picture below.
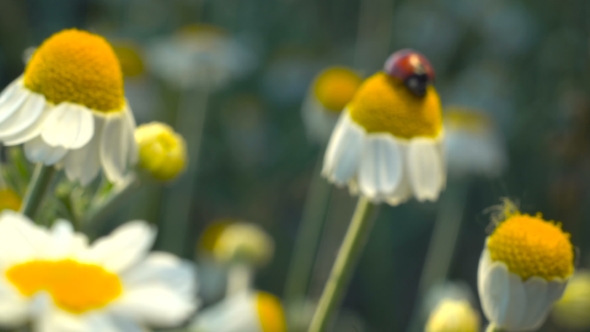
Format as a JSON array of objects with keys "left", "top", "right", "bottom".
[{"left": 1, "top": 0, "right": 590, "bottom": 331}]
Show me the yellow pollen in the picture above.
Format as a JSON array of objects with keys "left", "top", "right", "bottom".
[
  {"left": 487, "top": 213, "right": 574, "bottom": 281},
  {"left": 313, "top": 67, "right": 362, "bottom": 113},
  {"left": 348, "top": 72, "right": 442, "bottom": 139},
  {"left": 444, "top": 107, "right": 493, "bottom": 133},
  {"left": 24, "top": 29, "right": 125, "bottom": 113},
  {"left": 0, "top": 188, "right": 22, "bottom": 212},
  {"left": 6, "top": 259, "right": 122, "bottom": 314},
  {"left": 113, "top": 42, "right": 145, "bottom": 78},
  {"left": 256, "top": 292, "right": 287, "bottom": 332}
]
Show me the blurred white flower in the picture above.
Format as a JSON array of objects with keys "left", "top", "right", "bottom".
[
  {"left": 0, "top": 29, "right": 137, "bottom": 185},
  {"left": 425, "top": 299, "right": 480, "bottom": 332},
  {"left": 0, "top": 211, "right": 197, "bottom": 331},
  {"left": 189, "top": 291, "right": 286, "bottom": 332},
  {"left": 552, "top": 270, "right": 590, "bottom": 330},
  {"left": 146, "top": 24, "right": 257, "bottom": 90},
  {"left": 443, "top": 107, "right": 507, "bottom": 178},
  {"left": 301, "top": 66, "right": 362, "bottom": 145}
]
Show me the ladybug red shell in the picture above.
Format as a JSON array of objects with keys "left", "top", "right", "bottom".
[{"left": 384, "top": 49, "right": 436, "bottom": 97}]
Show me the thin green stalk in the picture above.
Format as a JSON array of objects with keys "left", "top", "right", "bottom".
[
  {"left": 307, "top": 196, "right": 376, "bottom": 332},
  {"left": 20, "top": 164, "right": 55, "bottom": 220},
  {"left": 284, "top": 155, "right": 333, "bottom": 305},
  {"left": 407, "top": 180, "right": 470, "bottom": 332}
]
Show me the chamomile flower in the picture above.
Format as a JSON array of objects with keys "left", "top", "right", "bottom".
[
  {"left": 551, "top": 270, "right": 590, "bottom": 330},
  {"left": 0, "top": 211, "right": 197, "bottom": 331},
  {"left": 444, "top": 107, "right": 507, "bottom": 178},
  {"left": 189, "top": 291, "right": 287, "bottom": 332},
  {"left": 302, "top": 67, "right": 362, "bottom": 144},
  {"left": 322, "top": 49, "right": 445, "bottom": 205},
  {"left": 0, "top": 29, "right": 137, "bottom": 185},
  {"left": 425, "top": 299, "right": 480, "bottom": 332},
  {"left": 478, "top": 200, "right": 574, "bottom": 331},
  {"left": 135, "top": 122, "right": 187, "bottom": 181},
  {"left": 146, "top": 24, "right": 256, "bottom": 90}
]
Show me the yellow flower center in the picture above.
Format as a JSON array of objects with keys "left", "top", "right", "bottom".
[
  {"left": 135, "top": 122, "right": 187, "bottom": 181},
  {"left": 313, "top": 67, "right": 362, "bottom": 112},
  {"left": 444, "top": 107, "right": 492, "bottom": 133},
  {"left": 348, "top": 72, "right": 442, "bottom": 139},
  {"left": 0, "top": 188, "right": 22, "bottom": 212},
  {"left": 113, "top": 42, "right": 145, "bottom": 78},
  {"left": 256, "top": 292, "right": 287, "bottom": 332},
  {"left": 6, "top": 259, "right": 122, "bottom": 314},
  {"left": 24, "top": 29, "right": 125, "bottom": 113},
  {"left": 487, "top": 214, "right": 574, "bottom": 281}
]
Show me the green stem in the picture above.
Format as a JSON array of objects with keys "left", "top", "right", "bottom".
[
  {"left": 307, "top": 196, "right": 376, "bottom": 332},
  {"left": 20, "top": 164, "right": 55, "bottom": 220},
  {"left": 284, "top": 155, "right": 333, "bottom": 305}
]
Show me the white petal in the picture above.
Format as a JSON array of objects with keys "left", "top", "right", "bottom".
[
  {"left": 407, "top": 138, "right": 445, "bottom": 201},
  {"left": 521, "top": 276, "right": 549, "bottom": 329},
  {"left": 50, "top": 220, "right": 88, "bottom": 258},
  {"left": 0, "top": 278, "right": 29, "bottom": 328},
  {"left": 501, "top": 273, "right": 527, "bottom": 329},
  {"left": 121, "top": 252, "right": 197, "bottom": 300},
  {"left": 0, "top": 210, "right": 52, "bottom": 265},
  {"left": 123, "top": 106, "right": 139, "bottom": 166},
  {"left": 100, "top": 113, "right": 131, "bottom": 183},
  {"left": 83, "top": 221, "right": 156, "bottom": 273},
  {"left": 113, "top": 285, "right": 196, "bottom": 328},
  {"left": 41, "top": 103, "right": 94, "bottom": 149},
  {"left": 34, "top": 307, "right": 89, "bottom": 332},
  {"left": 480, "top": 258, "right": 510, "bottom": 327},
  {"left": 0, "top": 80, "right": 28, "bottom": 125},
  {"left": 63, "top": 114, "right": 104, "bottom": 186},
  {"left": 3, "top": 107, "right": 50, "bottom": 146},
  {"left": 0, "top": 92, "right": 45, "bottom": 138},
  {"left": 322, "top": 111, "right": 363, "bottom": 185},
  {"left": 358, "top": 134, "right": 403, "bottom": 199},
  {"left": 110, "top": 316, "right": 146, "bottom": 332},
  {"left": 24, "top": 136, "right": 67, "bottom": 165}
]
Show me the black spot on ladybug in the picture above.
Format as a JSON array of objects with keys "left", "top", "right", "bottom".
[{"left": 384, "top": 49, "right": 435, "bottom": 97}]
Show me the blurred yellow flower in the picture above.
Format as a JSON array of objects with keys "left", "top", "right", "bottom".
[
  {"left": 0, "top": 28, "right": 138, "bottom": 185},
  {"left": 425, "top": 299, "right": 480, "bottom": 332},
  {"left": 113, "top": 42, "right": 145, "bottom": 78},
  {"left": 190, "top": 291, "right": 287, "bottom": 332},
  {"left": 552, "top": 270, "right": 590, "bottom": 330},
  {"left": 0, "top": 211, "right": 196, "bottom": 331},
  {"left": 302, "top": 67, "right": 362, "bottom": 144},
  {"left": 322, "top": 50, "right": 445, "bottom": 206},
  {"left": 478, "top": 200, "right": 573, "bottom": 331},
  {"left": 135, "top": 122, "right": 187, "bottom": 181},
  {"left": 0, "top": 188, "right": 21, "bottom": 212}
]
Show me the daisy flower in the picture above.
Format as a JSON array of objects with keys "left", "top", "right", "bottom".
[
  {"left": 444, "top": 107, "right": 507, "bottom": 178},
  {"left": 425, "top": 299, "right": 480, "bottom": 332},
  {"left": 135, "top": 122, "right": 187, "bottom": 181},
  {"left": 322, "top": 49, "right": 445, "bottom": 205},
  {"left": 478, "top": 200, "right": 574, "bottom": 331},
  {"left": 189, "top": 291, "right": 286, "bottom": 332},
  {"left": 551, "top": 270, "right": 590, "bottom": 330},
  {"left": 0, "top": 29, "right": 137, "bottom": 185},
  {"left": 301, "top": 67, "right": 362, "bottom": 144},
  {"left": 0, "top": 211, "right": 197, "bottom": 331}
]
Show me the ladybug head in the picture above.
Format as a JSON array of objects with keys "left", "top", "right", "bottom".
[{"left": 384, "top": 49, "right": 435, "bottom": 97}]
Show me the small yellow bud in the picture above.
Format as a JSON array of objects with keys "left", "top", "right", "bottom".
[
  {"left": 0, "top": 189, "right": 21, "bottom": 212},
  {"left": 134, "top": 122, "right": 187, "bottom": 181},
  {"left": 425, "top": 299, "right": 480, "bottom": 332}
]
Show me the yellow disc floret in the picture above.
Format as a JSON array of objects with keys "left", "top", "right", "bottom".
[
  {"left": 256, "top": 292, "right": 287, "bottom": 332},
  {"left": 24, "top": 29, "right": 125, "bottom": 113},
  {"left": 487, "top": 213, "right": 574, "bottom": 281},
  {"left": 6, "top": 259, "right": 122, "bottom": 314},
  {"left": 444, "top": 107, "right": 493, "bottom": 133},
  {"left": 135, "top": 122, "right": 187, "bottom": 181},
  {"left": 0, "top": 189, "right": 21, "bottom": 212},
  {"left": 348, "top": 72, "right": 442, "bottom": 139},
  {"left": 313, "top": 67, "right": 362, "bottom": 112}
]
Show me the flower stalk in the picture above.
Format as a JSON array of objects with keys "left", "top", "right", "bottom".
[
  {"left": 307, "top": 196, "right": 376, "bottom": 332},
  {"left": 20, "top": 163, "right": 55, "bottom": 220}
]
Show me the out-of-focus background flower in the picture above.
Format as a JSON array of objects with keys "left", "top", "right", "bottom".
[{"left": 0, "top": 0, "right": 588, "bottom": 331}]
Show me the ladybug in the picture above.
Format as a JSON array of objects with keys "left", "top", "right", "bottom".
[{"left": 383, "top": 49, "right": 435, "bottom": 97}]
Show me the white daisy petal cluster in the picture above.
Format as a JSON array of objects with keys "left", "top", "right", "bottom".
[
  {"left": 0, "top": 211, "right": 197, "bottom": 331},
  {"left": 322, "top": 68, "right": 445, "bottom": 205},
  {"left": 0, "top": 29, "right": 137, "bottom": 185}
]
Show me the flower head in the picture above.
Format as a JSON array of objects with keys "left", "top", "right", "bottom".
[
  {"left": 425, "top": 299, "right": 480, "bottom": 332},
  {"left": 0, "top": 211, "right": 197, "bottom": 331},
  {"left": 552, "top": 270, "right": 590, "bottom": 330},
  {"left": 135, "top": 122, "right": 187, "bottom": 181},
  {"left": 478, "top": 200, "right": 574, "bottom": 331},
  {"left": 322, "top": 51, "right": 445, "bottom": 205},
  {"left": 190, "top": 291, "right": 287, "bottom": 332}
]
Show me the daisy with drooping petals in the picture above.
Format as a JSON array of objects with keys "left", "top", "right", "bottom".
[
  {"left": 0, "top": 29, "right": 137, "bottom": 185},
  {"left": 189, "top": 291, "right": 287, "bottom": 332},
  {"left": 0, "top": 211, "right": 197, "bottom": 331},
  {"left": 478, "top": 200, "right": 574, "bottom": 331},
  {"left": 322, "top": 49, "right": 445, "bottom": 206},
  {"left": 301, "top": 67, "right": 362, "bottom": 144}
]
